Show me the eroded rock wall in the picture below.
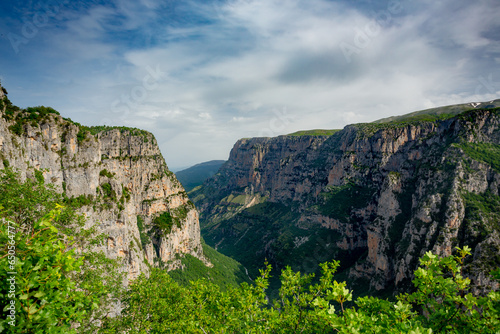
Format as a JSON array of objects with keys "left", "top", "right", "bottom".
[
  {"left": 194, "top": 109, "right": 500, "bottom": 294},
  {"left": 0, "top": 85, "right": 208, "bottom": 284}
]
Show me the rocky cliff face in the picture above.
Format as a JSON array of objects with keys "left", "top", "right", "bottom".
[
  {"left": 0, "top": 84, "right": 208, "bottom": 284},
  {"left": 192, "top": 104, "right": 500, "bottom": 294}
]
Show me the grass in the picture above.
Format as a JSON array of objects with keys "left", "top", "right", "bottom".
[
  {"left": 287, "top": 129, "right": 341, "bottom": 136},
  {"left": 353, "top": 114, "right": 450, "bottom": 139},
  {"left": 372, "top": 102, "right": 500, "bottom": 124}
]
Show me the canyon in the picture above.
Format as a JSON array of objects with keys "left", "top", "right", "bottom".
[{"left": 192, "top": 101, "right": 500, "bottom": 294}]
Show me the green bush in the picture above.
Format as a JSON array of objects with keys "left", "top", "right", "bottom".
[
  {"left": 99, "top": 169, "right": 115, "bottom": 178},
  {"left": 153, "top": 211, "right": 175, "bottom": 234},
  {"left": 0, "top": 168, "right": 124, "bottom": 333},
  {"left": 100, "top": 183, "right": 116, "bottom": 200},
  {"left": 8, "top": 122, "right": 23, "bottom": 136},
  {"left": 136, "top": 215, "right": 150, "bottom": 248},
  {"left": 0, "top": 209, "right": 90, "bottom": 333},
  {"left": 458, "top": 142, "right": 500, "bottom": 172},
  {"left": 76, "top": 128, "right": 87, "bottom": 143},
  {"left": 104, "top": 247, "right": 500, "bottom": 333}
]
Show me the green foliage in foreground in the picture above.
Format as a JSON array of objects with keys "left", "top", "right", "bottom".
[
  {"left": 0, "top": 168, "right": 124, "bottom": 333},
  {"left": 0, "top": 208, "right": 90, "bottom": 333},
  {"left": 101, "top": 247, "right": 500, "bottom": 334},
  {"left": 1, "top": 168, "right": 499, "bottom": 333}
]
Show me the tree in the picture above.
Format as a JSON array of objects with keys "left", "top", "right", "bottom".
[
  {"left": 0, "top": 168, "right": 124, "bottom": 333},
  {"left": 0, "top": 208, "right": 91, "bottom": 333},
  {"left": 110, "top": 249, "right": 499, "bottom": 333},
  {"left": 1, "top": 167, "right": 498, "bottom": 333}
]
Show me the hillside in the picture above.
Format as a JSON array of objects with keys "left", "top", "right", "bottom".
[
  {"left": 0, "top": 83, "right": 246, "bottom": 289},
  {"left": 373, "top": 99, "right": 500, "bottom": 124},
  {"left": 175, "top": 160, "right": 226, "bottom": 192},
  {"left": 191, "top": 101, "right": 500, "bottom": 296}
]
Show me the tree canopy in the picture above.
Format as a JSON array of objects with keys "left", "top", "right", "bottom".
[{"left": 1, "top": 167, "right": 499, "bottom": 333}]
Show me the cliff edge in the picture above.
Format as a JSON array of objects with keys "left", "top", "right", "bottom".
[
  {"left": 0, "top": 83, "right": 210, "bottom": 284},
  {"left": 192, "top": 102, "right": 500, "bottom": 295}
]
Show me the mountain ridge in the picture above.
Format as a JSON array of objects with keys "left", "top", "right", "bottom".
[
  {"left": 191, "top": 102, "right": 500, "bottom": 295},
  {"left": 176, "top": 159, "right": 226, "bottom": 192},
  {"left": 0, "top": 82, "right": 211, "bottom": 284}
]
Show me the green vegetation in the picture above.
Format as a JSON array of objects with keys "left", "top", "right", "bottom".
[
  {"left": 354, "top": 113, "right": 451, "bottom": 138},
  {"left": 463, "top": 191, "right": 500, "bottom": 238},
  {"left": 0, "top": 87, "right": 152, "bottom": 145},
  {"left": 0, "top": 209, "right": 92, "bottom": 332},
  {"left": 151, "top": 202, "right": 193, "bottom": 235},
  {"left": 373, "top": 101, "right": 500, "bottom": 124},
  {"left": 203, "top": 202, "right": 298, "bottom": 277},
  {"left": 101, "top": 247, "right": 500, "bottom": 333},
  {"left": 0, "top": 168, "right": 124, "bottom": 333},
  {"left": 287, "top": 129, "right": 341, "bottom": 136},
  {"left": 64, "top": 194, "right": 95, "bottom": 208},
  {"left": 120, "top": 185, "right": 131, "bottom": 204},
  {"left": 4, "top": 106, "right": 60, "bottom": 135},
  {"left": 100, "top": 182, "right": 116, "bottom": 201},
  {"left": 153, "top": 211, "right": 178, "bottom": 234},
  {"left": 202, "top": 201, "right": 350, "bottom": 297},
  {"left": 99, "top": 169, "right": 115, "bottom": 178},
  {"left": 358, "top": 107, "right": 500, "bottom": 139},
  {"left": 175, "top": 160, "right": 225, "bottom": 192},
  {"left": 318, "top": 182, "right": 374, "bottom": 223},
  {"left": 81, "top": 125, "right": 152, "bottom": 139},
  {"left": 457, "top": 142, "right": 500, "bottom": 172},
  {"left": 463, "top": 191, "right": 500, "bottom": 222},
  {"left": 34, "top": 169, "right": 45, "bottom": 184},
  {"left": 1, "top": 168, "right": 499, "bottom": 332},
  {"left": 136, "top": 215, "right": 150, "bottom": 248},
  {"left": 76, "top": 127, "right": 87, "bottom": 143},
  {"left": 168, "top": 240, "right": 250, "bottom": 291}
]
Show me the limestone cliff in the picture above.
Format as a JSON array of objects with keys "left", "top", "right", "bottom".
[
  {"left": 192, "top": 102, "right": 500, "bottom": 295},
  {"left": 0, "top": 84, "right": 208, "bottom": 284}
]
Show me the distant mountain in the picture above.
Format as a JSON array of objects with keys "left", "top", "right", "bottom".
[
  {"left": 175, "top": 160, "right": 226, "bottom": 192},
  {"left": 373, "top": 99, "right": 500, "bottom": 124},
  {"left": 190, "top": 100, "right": 500, "bottom": 297}
]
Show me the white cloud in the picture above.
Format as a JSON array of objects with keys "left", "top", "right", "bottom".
[{"left": 2, "top": 0, "right": 499, "bottom": 168}]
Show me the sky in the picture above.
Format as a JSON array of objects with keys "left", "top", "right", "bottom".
[{"left": 1, "top": 0, "right": 499, "bottom": 170}]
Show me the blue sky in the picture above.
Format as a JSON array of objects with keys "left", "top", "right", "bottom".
[{"left": 1, "top": 0, "right": 499, "bottom": 170}]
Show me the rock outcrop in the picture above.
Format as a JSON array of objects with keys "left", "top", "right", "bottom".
[
  {"left": 192, "top": 102, "right": 500, "bottom": 294},
  {"left": 0, "top": 84, "right": 209, "bottom": 284}
]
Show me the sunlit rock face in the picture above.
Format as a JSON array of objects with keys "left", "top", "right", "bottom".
[
  {"left": 0, "top": 83, "right": 209, "bottom": 284},
  {"left": 193, "top": 107, "right": 500, "bottom": 294}
]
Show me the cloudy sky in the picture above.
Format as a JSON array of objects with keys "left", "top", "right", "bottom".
[{"left": 1, "top": 0, "right": 499, "bottom": 170}]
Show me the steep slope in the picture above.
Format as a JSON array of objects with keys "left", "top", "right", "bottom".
[
  {"left": 191, "top": 103, "right": 500, "bottom": 295},
  {"left": 0, "top": 84, "right": 209, "bottom": 283},
  {"left": 373, "top": 99, "right": 500, "bottom": 124},
  {"left": 176, "top": 160, "right": 225, "bottom": 192}
]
